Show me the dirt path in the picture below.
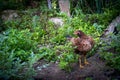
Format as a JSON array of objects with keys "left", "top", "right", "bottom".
[{"left": 33, "top": 54, "right": 112, "bottom": 80}]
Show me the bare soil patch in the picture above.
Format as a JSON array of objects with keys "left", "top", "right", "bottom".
[{"left": 33, "top": 53, "right": 115, "bottom": 80}]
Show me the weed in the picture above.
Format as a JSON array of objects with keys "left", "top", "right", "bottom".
[{"left": 99, "top": 24, "right": 120, "bottom": 71}]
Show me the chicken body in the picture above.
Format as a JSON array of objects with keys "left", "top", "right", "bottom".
[{"left": 70, "top": 30, "right": 95, "bottom": 68}]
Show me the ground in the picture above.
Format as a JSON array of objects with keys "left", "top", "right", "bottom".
[{"left": 33, "top": 53, "right": 115, "bottom": 80}]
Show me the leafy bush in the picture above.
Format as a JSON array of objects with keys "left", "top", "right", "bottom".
[
  {"left": 0, "top": 28, "right": 38, "bottom": 61},
  {"left": 0, "top": 30, "right": 39, "bottom": 79},
  {"left": 0, "top": 51, "right": 38, "bottom": 80},
  {"left": 86, "top": 9, "right": 119, "bottom": 26},
  {"left": 38, "top": 46, "right": 57, "bottom": 61},
  {"left": 56, "top": 43, "right": 78, "bottom": 71},
  {"left": 99, "top": 24, "right": 120, "bottom": 71},
  {"left": 0, "top": 1, "right": 120, "bottom": 79},
  {"left": 0, "top": 8, "right": 103, "bottom": 74}
]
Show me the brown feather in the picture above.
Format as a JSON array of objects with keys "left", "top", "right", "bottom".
[{"left": 70, "top": 30, "right": 95, "bottom": 55}]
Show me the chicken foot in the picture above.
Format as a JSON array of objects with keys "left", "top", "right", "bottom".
[{"left": 79, "top": 55, "right": 89, "bottom": 68}]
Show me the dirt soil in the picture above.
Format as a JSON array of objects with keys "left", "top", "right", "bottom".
[{"left": 33, "top": 53, "right": 115, "bottom": 80}]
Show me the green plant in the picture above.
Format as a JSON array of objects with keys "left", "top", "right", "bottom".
[
  {"left": 53, "top": 43, "right": 78, "bottom": 71},
  {"left": 1, "top": 2, "right": 115, "bottom": 79},
  {"left": 99, "top": 24, "right": 120, "bottom": 71},
  {"left": 86, "top": 9, "right": 120, "bottom": 27},
  {"left": 0, "top": 28, "right": 38, "bottom": 61},
  {"left": 0, "top": 39, "right": 36, "bottom": 80},
  {"left": 38, "top": 46, "right": 57, "bottom": 62},
  {"left": 0, "top": 7, "right": 105, "bottom": 73},
  {"left": 0, "top": 24, "right": 45, "bottom": 79},
  {"left": 85, "top": 77, "right": 93, "bottom": 80},
  {"left": 70, "top": 0, "right": 120, "bottom": 14}
]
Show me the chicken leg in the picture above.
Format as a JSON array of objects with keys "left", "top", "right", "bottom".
[
  {"left": 84, "top": 55, "right": 89, "bottom": 65},
  {"left": 79, "top": 55, "right": 84, "bottom": 68}
]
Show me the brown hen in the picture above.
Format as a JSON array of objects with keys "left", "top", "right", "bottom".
[{"left": 70, "top": 30, "right": 95, "bottom": 68}]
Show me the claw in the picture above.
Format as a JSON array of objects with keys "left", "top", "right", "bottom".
[
  {"left": 85, "top": 61, "right": 89, "bottom": 65},
  {"left": 80, "top": 65, "right": 84, "bottom": 68},
  {"left": 84, "top": 57, "right": 89, "bottom": 65}
]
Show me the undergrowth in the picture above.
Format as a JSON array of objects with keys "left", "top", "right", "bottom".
[
  {"left": 0, "top": 7, "right": 118, "bottom": 79},
  {"left": 99, "top": 24, "right": 120, "bottom": 71}
]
